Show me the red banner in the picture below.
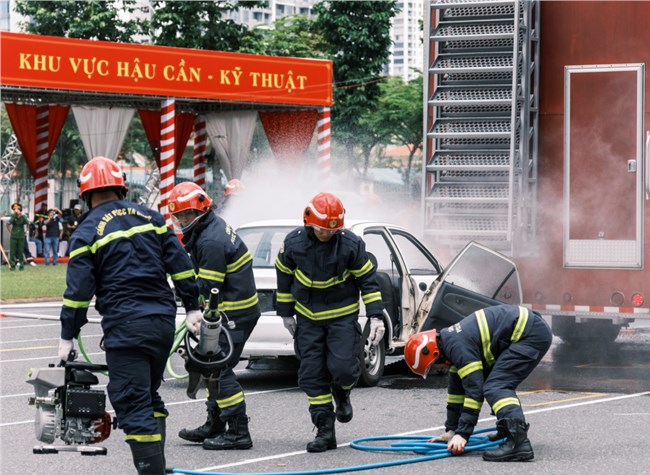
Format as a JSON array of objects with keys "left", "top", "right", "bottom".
[{"left": 0, "top": 32, "right": 333, "bottom": 107}]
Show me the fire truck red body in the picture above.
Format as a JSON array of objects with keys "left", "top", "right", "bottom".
[{"left": 423, "top": 1, "right": 650, "bottom": 343}]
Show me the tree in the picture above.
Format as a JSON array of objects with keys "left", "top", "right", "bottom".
[
  {"left": 14, "top": 0, "right": 145, "bottom": 42},
  {"left": 257, "top": 14, "right": 328, "bottom": 59},
  {"left": 149, "top": 1, "right": 267, "bottom": 53},
  {"left": 313, "top": 1, "right": 398, "bottom": 171},
  {"left": 361, "top": 75, "right": 423, "bottom": 190}
]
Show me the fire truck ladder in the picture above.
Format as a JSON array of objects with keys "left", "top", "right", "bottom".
[
  {"left": 423, "top": 0, "right": 540, "bottom": 256},
  {"left": 0, "top": 134, "right": 24, "bottom": 206}
]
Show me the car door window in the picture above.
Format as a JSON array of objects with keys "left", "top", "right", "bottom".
[
  {"left": 238, "top": 227, "right": 294, "bottom": 268},
  {"left": 389, "top": 230, "right": 442, "bottom": 275},
  {"left": 362, "top": 231, "right": 397, "bottom": 273}
]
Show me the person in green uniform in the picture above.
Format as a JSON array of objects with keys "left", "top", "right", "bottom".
[{"left": 6, "top": 203, "right": 30, "bottom": 271}]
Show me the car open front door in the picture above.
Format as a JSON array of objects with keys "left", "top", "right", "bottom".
[{"left": 411, "top": 242, "right": 522, "bottom": 336}]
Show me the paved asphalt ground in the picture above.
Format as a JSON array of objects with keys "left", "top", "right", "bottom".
[{"left": 2, "top": 303, "right": 650, "bottom": 475}]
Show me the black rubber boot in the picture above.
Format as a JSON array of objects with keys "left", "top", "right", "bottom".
[
  {"left": 127, "top": 440, "right": 165, "bottom": 474},
  {"left": 482, "top": 418, "right": 534, "bottom": 462},
  {"left": 332, "top": 386, "right": 353, "bottom": 423},
  {"left": 178, "top": 406, "right": 225, "bottom": 443},
  {"left": 486, "top": 423, "right": 506, "bottom": 442},
  {"left": 306, "top": 412, "right": 337, "bottom": 453},
  {"left": 157, "top": 417, "right": 167, "bottom": 469},
  {"left": 202, "top": 414, "right": 253, "bottom": 450}
]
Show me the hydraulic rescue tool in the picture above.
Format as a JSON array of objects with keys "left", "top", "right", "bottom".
[
  {"left": 26, "top": 350, "right": 113, "bottom": 455},
  {"left": 182, "top": 288, "right": 235, "bottom": 400}
]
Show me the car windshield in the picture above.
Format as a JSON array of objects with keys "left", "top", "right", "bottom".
[{"left": 238, "top": 226, "right": 296, "bottom": 268}]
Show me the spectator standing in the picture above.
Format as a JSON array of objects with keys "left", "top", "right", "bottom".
[
  {"left": 6, "top": 203, "right": 30, "bottom": 271},
  {"left": 43, "top": 208, "right": 63, "bottom": 265}
]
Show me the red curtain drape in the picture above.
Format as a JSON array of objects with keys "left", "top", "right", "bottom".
[
  {"left": 138, "top": 109, "right": 196, "bottom": 169},
  {"left": 3, "top": 103, "right": 69, "bottom": 177},
  {"left": 259, "top": 110, "right": 319, "bottom": 161}
]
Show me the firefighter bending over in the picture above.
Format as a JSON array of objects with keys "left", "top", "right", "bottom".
[
  {"left": 275, "top": 192, "right": 386, "bottom": 452},
  {"left": 58, "top": 157, "right": 201, "bottom": 474},
  {"left": 169, "top": 182, "right": 260, "bottom": 451},
  {"left": 405, "top": 304, "right": 552, "bottom": 462}
]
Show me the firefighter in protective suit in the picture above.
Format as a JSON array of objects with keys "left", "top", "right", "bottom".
[
  {"left": 58, "top": 157, "right": 201, "bottom": 474},
  {"left": 169, "top": 182, "right": 260, "bottom": 451},
  {"left": 404, "top": 304, "right": 552, "bottom": 462},
  {"left": 275, "top": 192, "right": 386, "bottom": 452}
]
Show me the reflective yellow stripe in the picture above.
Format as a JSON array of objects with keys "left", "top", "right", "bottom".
[
  {"left": 492, "top": 397, "right": 520, "bottom": 415},
  {"left": 226, "top": 252, "right": 252, "bottom": 273},
  {"left": 276, "top": 292, "right": 295, "bottom": 303},
  {"left": 70, "top": 245, "right": 90, "bottom": 259},
  {"left": 170, "top": 269, "right": 195, "bottom": 281},
  {"left": 447, "top": 394, "right": 464, "bottom": 404},
  {"left": 63, "top": 298, "right": 91, "bottom": 309},
  {"left": 341, "top": 383, "right": 354, "bottom": 390},
  {"left": 153, "top": 412, "right": 167, "bottom": 419},
  {"left": 476, "top": 309, "right": 496, "bottom": 366},
  {"left": 198, "top": 268, "right": 225, "bottom": 282},
  {"left": 463, "top": 397, "right": 483, "bottom": 410},
  {"left": 90, "top": 223, "right": 167, "bottom": 254},
  {"left": 217, "top": 391, "right": 245, "bottom": 409},
  {"left": 294, "top": 268, "right": 351, "bottom": 289},
  {"left": 449, "top": 366, "right": 458, "bottom": 373},
  {"left": 220, "top": 293, "right": 259, "bottom": 312},
  {"left": 275, "top": 258, "right": 294, "bottom": 275},
  {"left": 308, "top": 393, "right": 333, "bottom": 405},
  {"left": 511, "top": 306, "right": 529, "bottom": 342},
  {"left": 350, "top": 259, "right": 373, "bottom": 277},
  {"left": 70, "top": 224, "right": 168, "bottom": 259},
  {"left": 124, "top": 434, "right": 161, "bottom": 442},
  {"left": 457, "top": 361, "right": 483, "bottom": 379},
  {"left": 362, "top": 291, "right": 382, "bottom": 305},
  {"left": 295, "top": 301, "right": 359, "bottom": 321}
]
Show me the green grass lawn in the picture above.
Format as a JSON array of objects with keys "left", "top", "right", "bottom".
[{"left": 0, "top": 263, "right": 68, "bottom": 302}]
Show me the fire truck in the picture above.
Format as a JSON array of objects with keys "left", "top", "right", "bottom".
[{"left": 422, "top": 0, "right": 650, "bottom": 344}]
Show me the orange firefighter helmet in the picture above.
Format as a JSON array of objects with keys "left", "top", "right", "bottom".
[
  {"left": 303, "top": 192, "right": 345, "bottom": 231},
  {"left": 79, "top": 156, "right": 127, "bottom": 200},
  {"left": 168, "top": 182, "right": 213, "bottom": 214},
  {"left": 404, "top": 330, "right": 441, "bottom": 378},
  {"left": 224, "top": 179, "right": 244, "bottom": 197}
]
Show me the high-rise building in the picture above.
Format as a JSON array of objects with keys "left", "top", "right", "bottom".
[{"left": 386, "top": 0, "right": 424, "bottom": 81}]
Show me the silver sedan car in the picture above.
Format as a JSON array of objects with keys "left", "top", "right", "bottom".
[{"left": 237, "top": 220, "right": 522, "bottom": 387}]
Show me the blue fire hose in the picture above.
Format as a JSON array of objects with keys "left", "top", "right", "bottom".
[{"left": 169, "top": 427, "right": 504, "bottom": 475}]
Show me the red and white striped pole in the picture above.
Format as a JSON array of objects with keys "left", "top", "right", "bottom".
[
  {"left": 317, "top": 107, "right": 331, "bottom": 180},
  {"left": 33, "top": 105, "right": 50, "bottom": 212},
  {"left": 193, "top": 116, "right": 207, "bottom": 188},
  {"left": 159, "top": 98, "right": 176, "bottom": 224}
]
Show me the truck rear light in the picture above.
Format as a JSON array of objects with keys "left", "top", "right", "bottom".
[
  {"left": 610, "top": 291, "right": 625, "bottom": 306},
  {"left": 631, "top": 293, "right": 644, "bottom": 307}
]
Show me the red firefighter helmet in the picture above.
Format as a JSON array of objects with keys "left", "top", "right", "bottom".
[
  {"left": 303, "top": 192, "right": 345, "bottom": 231},
  {"left": 79, "top": 156, "right": 127, "bottom": 199},
  {"left": 404, "top": 330, "right": 441, "bottom": 378},
  {"left": 224, "top": 179, "right": 244, "bottom": 197},
  {"left": 168, "top": 182, "right": 213, "bottom": 214}
]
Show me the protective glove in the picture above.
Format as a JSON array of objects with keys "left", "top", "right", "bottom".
[
  {"left": 447, "top": 434, "right": 467, "bottom": 454},
  {"left": 58, "top": 339, "right": 73, "bottom": 362},
  {"left": 282, "top": 316, "right": 297, "bottom": 336},
  {"left": 185, "top": 310, "right": 203, "bottom": 336},
  {"left": 368, "top": 317, "right": 385, "bottom": 345},
  {"left": 429, "top": 429, "right": 455, "bottom": 444}
]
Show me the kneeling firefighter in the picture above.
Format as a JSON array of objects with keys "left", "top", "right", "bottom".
[
  {"left": 404, "top": 304, "right": 552, "bottom": 462},
  {"left": 169, "top": 182, "right": 260, "bottom": 450}
]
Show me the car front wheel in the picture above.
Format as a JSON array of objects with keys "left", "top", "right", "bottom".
[{"left": 357, "top": 318, "right": 386, "bottom": 387}]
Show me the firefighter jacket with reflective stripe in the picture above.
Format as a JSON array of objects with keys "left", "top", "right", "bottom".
[
  {"left": 182, "top": 211, "right": 260, "bottom": 318},
  {"left": 275, "top": 226, "right": 384, "bottom": 322},
  {"left": 60, "top": 200, "right": 200, "bottom": 341},
  {"left": 439, "top": 304, "right": 537, "bottom": 439}
]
